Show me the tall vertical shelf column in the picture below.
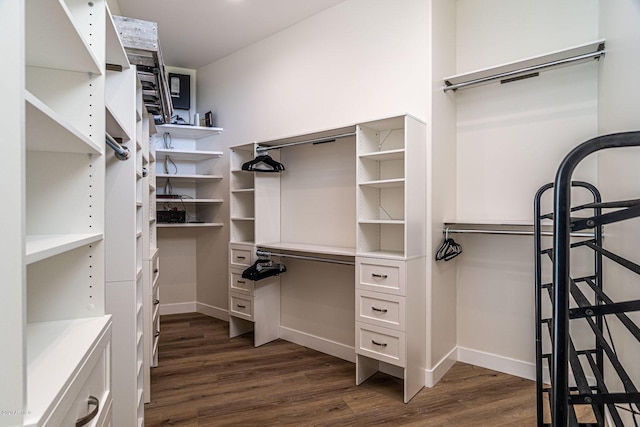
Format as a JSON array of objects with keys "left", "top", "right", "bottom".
[
  {"left": 153, "top": 124, "right": 223, "bottom": 318},
  {"left": 142, "top": 98, "right": 160, "bottom": 398},
  {"left": 355, "top": 115, "right": 427, "bottom": 403},
  {"left": 104, "top": 7, "right": 149, "bottom": 424},
  {"left": 228, "top": 144, "right": 281, "bottom": 346},
  {"left": 22, "top": 0, "right": 113, "bottom": 425}
]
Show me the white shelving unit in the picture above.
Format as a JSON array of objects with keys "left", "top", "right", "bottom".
[
  {"left": 104, "top": 35, "right": 155, "bottom": 424},
  {"left": 229, "top": 116, "right": 426, "bottom": 403},
  {"left": 142, "top": 91, "right": 160, "bottom": 401},
  {"left": 155, "top": 124, "right": 225, "bottom": 228},
  {"left": 228, "top": 143, "right": 282, "bottom": 346},
  {"left": 14, "top": 0, "right": 114, "bottom": 425},
  {"left": 354, "top": 115, "right": 426, "bottom": 403}
]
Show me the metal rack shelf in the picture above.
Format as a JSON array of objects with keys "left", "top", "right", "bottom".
[{"left": 534, "top": 132, "right": 640, "bottom": 427}]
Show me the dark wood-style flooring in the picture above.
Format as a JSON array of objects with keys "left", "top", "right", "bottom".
[{"left": 144, "top": 313, "right": 537, "bottom": 426}]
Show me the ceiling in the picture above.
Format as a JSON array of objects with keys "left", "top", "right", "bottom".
[{"left": 116, "top": 0, "right": 346, "bottom": 70}]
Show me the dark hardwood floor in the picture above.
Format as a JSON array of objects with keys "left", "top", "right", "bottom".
[{"left": 144, "top": 313, "right": 538, "bottom": 426}]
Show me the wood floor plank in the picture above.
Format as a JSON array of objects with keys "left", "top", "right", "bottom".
[{"left": 145, "top": 313, "right": 538, "bottom": 426}]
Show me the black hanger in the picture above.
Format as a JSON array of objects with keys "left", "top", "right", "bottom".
[
  {"left": 435, "top": 229, "right": 462, "bottom": 261},
  {"left": 241, "top": 154, "right": 285, "bottom": 172},
  {"left": 242, "top": 255, "right": 287, "bottom": 281}
]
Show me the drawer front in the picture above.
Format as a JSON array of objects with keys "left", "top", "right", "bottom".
[
  {"left": 229, "top": 268, "right": 254, "bottom": 295},
  {"left": 357, "top": 258, "right": 406, "bottom": 296},
  {"left": 60, "top": 344, "right": 111, "bottom": 427},
  {"left": 230, "top": 245, "right": 253, "bottom": 267},
  {"left": 230, "top": 293, "right": 254, "bottom": 320},
  {"left": 356, "top": 289, "right": 405, "bottom": 331},
  {"left": 356, "top": 322, "right": 405, "bottom": 367}
]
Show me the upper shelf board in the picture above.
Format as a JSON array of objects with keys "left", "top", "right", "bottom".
[
  {"left": 157, "top": 124, "right": 223, "bottom": 139},
  {"left": 26, "top": 91, "right": 102, "bottom": 155},
  {"left": 155, "top": 149, "right": 223, "bottom": 161},
  {"left": 443, "top": 39, "right": 605, "bottom": 92},
  {"left": 25, "top": 0, "right": 102, "bottom": 74},
  {"left": 105, "top": 4, "right": 130, "bottom": 70}
]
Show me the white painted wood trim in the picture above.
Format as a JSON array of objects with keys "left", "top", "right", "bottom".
[
  {"left": 196, "top": 302, "right": 229, "bottom": 322},
  {"left": 159, "top": 302, "right": 197, "bottom": 315},
  {"left": 425, "top": 347, "right": 457, "bottom": 387},
  {"left": 279, "top": 326, "right": 356, "bottom": 363}
]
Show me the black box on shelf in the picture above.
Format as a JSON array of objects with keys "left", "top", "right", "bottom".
[{"left": 157, "top": 210, "right": 186, "bottom": 223}]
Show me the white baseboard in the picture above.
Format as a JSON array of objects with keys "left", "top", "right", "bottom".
[
  {"left": 196, "top": 303, "right": 229, "bottom": 321},
  {"left": 456, "top": 346, "right": 539, "bottom": 381},
  {"left": 426, "top": 347, "right": 457, "bottom": 387},
  {"left": 279, "top": 326, "right": 356, "bottom": 363},
  {"left": 159, "top": 302, "right": 197, "bottom": 315}
]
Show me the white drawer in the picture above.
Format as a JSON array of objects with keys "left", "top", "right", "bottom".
[
  {"left": 229, "top": 268, "right": 254, "bottom": 295},
  {"left": 356, "top": 322, "right": 405, "bottom": 367},
  {"left": 356, "top": 289, "right": 405, "bottom": 331},
  {"left": 60, "top": 344, "right": 111, "bottom": 427},
  {"left": 230, "top": 293, "right": 254, "bottom": 320},
  {"left": 230, "top": 245, "right": 253, "bottom": 267},
  {"left": 357, "top": 257, "right": 405, "bottom": 296}
]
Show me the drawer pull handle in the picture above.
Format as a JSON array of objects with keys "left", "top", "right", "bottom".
[
  {"left": 371, "top": 339, "right": 387, "bottom": 347},
  {"left": 237, "top": 280, "right": 246, "bottom": 284},
  {"left": 237, "top": 304, "right": 246, "bottom": 309},
  {"left": 371, "top": 306, "right": 388, "bottom": 313},
  {"left": 237, "top": 256, "right": 246, "bottom": 259},
  {"left": 371, "top": 273, "right": 388, "bottom": 279},
  {"left": 154, "top": 330, "right": 160, "bottom": 337},
  {"left": 154, "top": 268, "right": 159, "bottom": 273},
  {"left": 153, "top": 299, "right": 160, "bottom": 305},
  {"left": 76, "top": 395, "right": 99, "bottom": 427}
]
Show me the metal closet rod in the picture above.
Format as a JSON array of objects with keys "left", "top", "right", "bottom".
[
  {"left": 256, "top": 132, "right": 357, "bottom": 153},
  {"left": 444, "top": 227, "right": 596, "bottom": 238},
  {"left": 442, "top": 50, "right": 605, "bottom": 92},
  {"left": 105, "top": 132, "right": 130, "bottom": 161},
  {"left": 256, "top": 250, "right": 355, "bottom": 266}
]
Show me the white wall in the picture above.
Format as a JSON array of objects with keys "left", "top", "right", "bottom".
[
  {"left": 196, "top": 0, "right": 429, "bottom": 317},
  {"left": 454, "top": 0, "right": 600, "bottom": 377},
  {"left": 597, "top": 1, "right": 640, "bottom": 424}
]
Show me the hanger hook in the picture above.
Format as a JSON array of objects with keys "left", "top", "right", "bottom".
[{"left": 445, "top": 227, "right": 450, "bottom": 240}]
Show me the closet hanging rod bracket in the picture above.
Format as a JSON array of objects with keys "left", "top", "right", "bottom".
[
  {"left": 442, "top": 47, "right": 605, "bottom": 92},
  {"left": 105, "top": 132, "right": 130, "bottom": 161},
  {"left": 256, "top": 132, "right": 356, "bottom": 154},
  {"left": 443, "top": 226, "right": 598, "bottom": 238}
]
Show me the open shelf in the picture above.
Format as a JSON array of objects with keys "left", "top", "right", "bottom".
[
  {"left": 156, "top": 173, "right": 223, "bottom": 181},
  {"left": 156, "top": 124, "right": 223, "bottom": 139},
  {"left": 156, "top": 149, "right": 223, "bottom": 161},
  {"left": 156, "top": 198, "right": 223, "bottom": 204},
  {"left": 25, "top": 0, "right": 101, "bottom": 74},
  {"left": 26, "top": 233, "right": 104, "bottom": 265},
  {"left": 25, "top": 91, "right": 102, "bottom": 155},
  {"left": 443, "top": 39, "right": 605, "bottom": 92},
  {"left": 158, "top": 222, "right": 224, "bottom": 228},
  {"left": 105, "top": 4, "right": 130, "bottom": 70},
  {"left": 359, "top": 178, "right": 405, "bottom": 189},
  {"left": 106, "top": 103, "right": 133, "bottom": 142}
]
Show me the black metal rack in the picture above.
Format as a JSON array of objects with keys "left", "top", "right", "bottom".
[{"left": 534, "top": 131, "right": 640, "bottom": 426}]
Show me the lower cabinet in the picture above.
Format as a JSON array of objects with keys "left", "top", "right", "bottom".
[
  {"left": 25, "top": 317, "right": 113, "bottom": 427},
  {"left": 228, "top": 243, "right": 280, "bottom": 347},
  {"left": 355, "top": 256, "right": 426, "bottom": 403}
]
